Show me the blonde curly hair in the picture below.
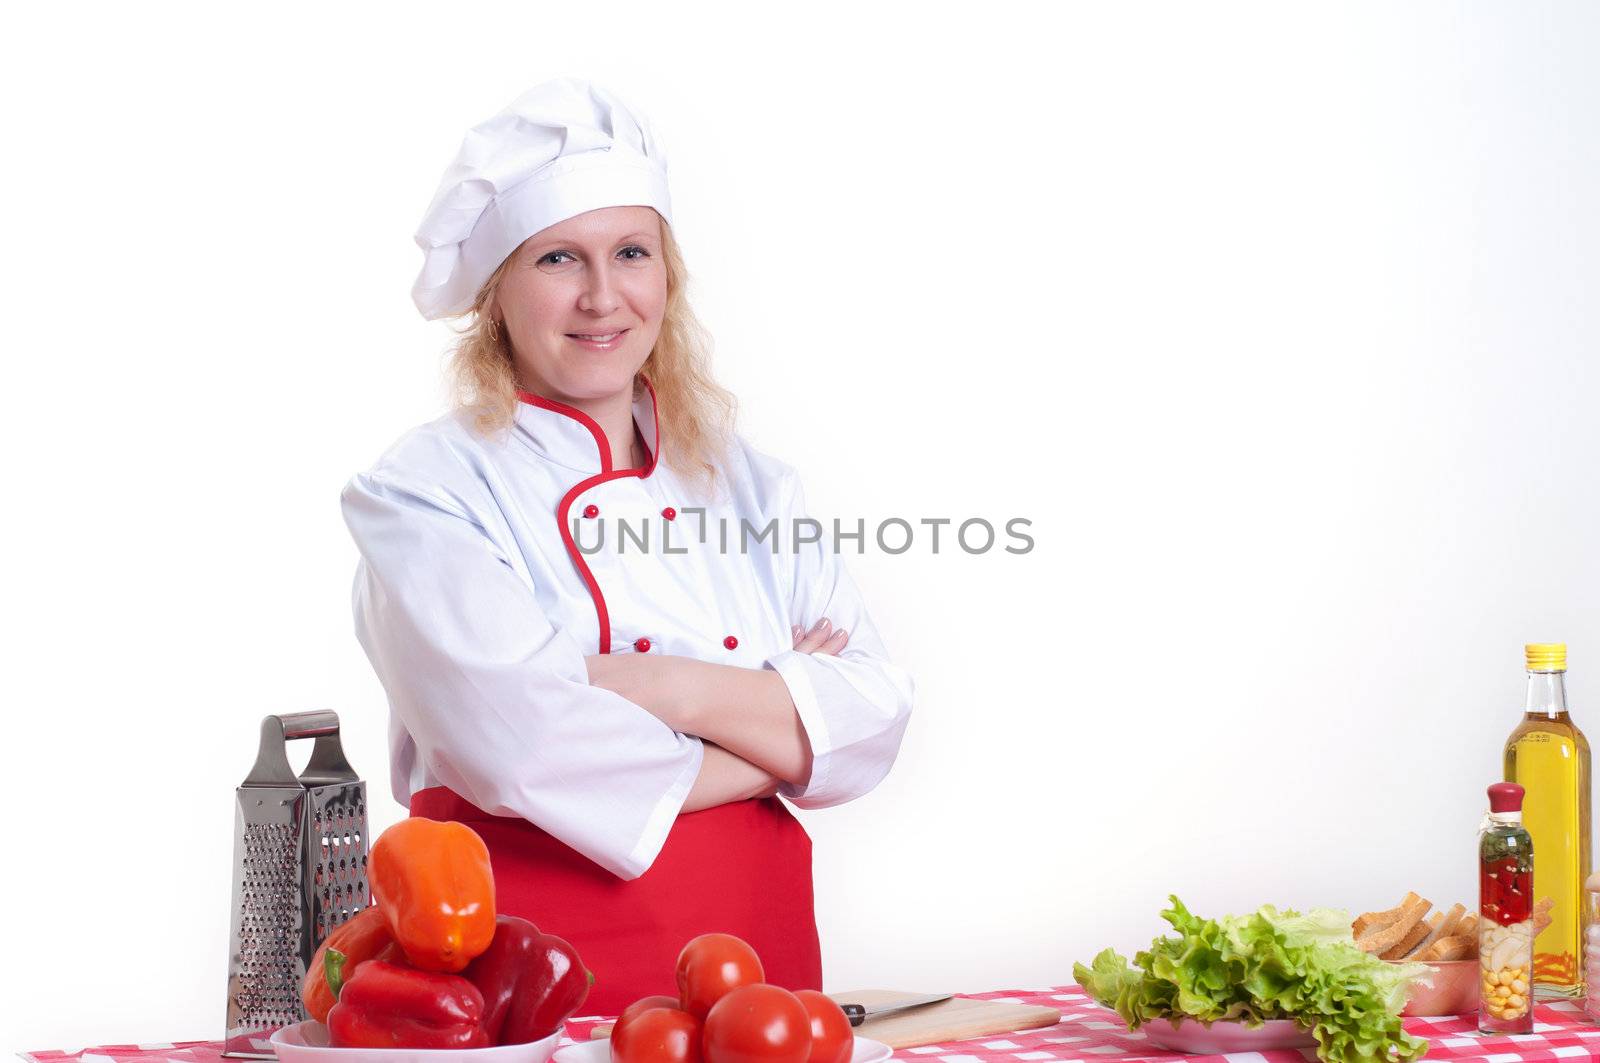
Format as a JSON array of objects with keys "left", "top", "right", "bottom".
[{"left": 445, "top": 217, "right": 736, "bottom": 488}]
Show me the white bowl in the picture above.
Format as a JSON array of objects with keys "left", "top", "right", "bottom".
[
  {"left": 552, "top": 1036, "right": 892, "bottom": 1063},
  {"left": 270, "top": 1021, "right": 563, "bottom": 1063}
]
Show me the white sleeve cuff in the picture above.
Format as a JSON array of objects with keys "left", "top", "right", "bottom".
[
  {"left": 621, "top": 736, "right": 705, "bottom": 879},
  {"left": 764, "top": 649, "right": 834, "bottom": 803}
]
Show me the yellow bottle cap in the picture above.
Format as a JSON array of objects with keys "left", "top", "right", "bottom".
[{"left": 1526, "top": 643, "right": 1568, "bottom": 672}]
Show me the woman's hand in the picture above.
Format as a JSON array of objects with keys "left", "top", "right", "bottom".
[{"left": 793, "top": 617, "right": 849, "bottom": 655}]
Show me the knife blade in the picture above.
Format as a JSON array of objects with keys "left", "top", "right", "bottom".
[{"left": 838, "top": 993, "right": 954, "bottom": 1027}]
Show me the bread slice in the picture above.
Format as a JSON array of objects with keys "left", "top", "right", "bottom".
[
  {"left": 1354, "top": 893, "right": 1418, "bottom": 938},
  {"left": 1383, "top": 913, "right": 1437, "bottom": 960},
  {"left": 1410, "top": 911, "right": 1448, "bottom": 954},
  {"left": 1402, "top": 904, "right": 1463, "bottom": 959},
  {"left": 1358, "top": 894, "right": 1432, "bottom": 955},
  {"left": 1415, "top": 934, "right": 1473, "bottom": 962}
]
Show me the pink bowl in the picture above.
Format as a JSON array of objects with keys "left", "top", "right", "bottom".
[
  {"left": 1393, "top": 959, "right": 1480, "bottom": 1016},
  {"left": 1140, "top": 1019, "right": 1315, "bottom": 1053}
]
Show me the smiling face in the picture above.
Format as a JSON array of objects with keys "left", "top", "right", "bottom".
[{"left": 490, "top": 205, "right": 668, "bottom": 407}]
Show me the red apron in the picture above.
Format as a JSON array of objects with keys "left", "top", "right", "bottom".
[{"left": 409, "top": 786, "right": 823, "bottom": 1016}]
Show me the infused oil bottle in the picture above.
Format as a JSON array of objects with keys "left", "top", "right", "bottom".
[
  {"left": 1480, "top": 782, "right": 1535, "bottom": 1034},
  {"left": 1504, "top": 642, "right": 1592, "bottom": 997}
]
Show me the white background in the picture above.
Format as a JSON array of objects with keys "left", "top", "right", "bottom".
[{"left": 4, "top": 0, "right": 1598, "bottom": 1053}]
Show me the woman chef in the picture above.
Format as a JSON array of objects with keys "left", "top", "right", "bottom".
[{"left": 340, "top": 78, "right": 915, "bottom": 1013}]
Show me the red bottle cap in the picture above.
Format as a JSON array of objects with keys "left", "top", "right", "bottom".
[{"left": 1488, "top": 782, "right": 1525, "bottom": 812}]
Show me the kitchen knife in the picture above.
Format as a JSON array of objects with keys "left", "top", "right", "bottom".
[{"left": 838, "top": 992, "right": 954, "bottom": 1027}]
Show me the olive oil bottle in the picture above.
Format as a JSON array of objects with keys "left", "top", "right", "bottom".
[{"left": 1504, "top": 643, "right": 1592, "bottom": 997}]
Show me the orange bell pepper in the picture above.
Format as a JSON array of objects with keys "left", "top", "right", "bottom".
[
  {"left": 369, "top": 817, "right": 496, "bottom": 973},
  {"left": 301, "top": 905, "right": 398, "bottom": 1022}
]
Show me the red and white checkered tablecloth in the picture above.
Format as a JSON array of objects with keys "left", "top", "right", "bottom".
[{"left": 17, "top": 986, "right": 1600, "bottom": 1063}]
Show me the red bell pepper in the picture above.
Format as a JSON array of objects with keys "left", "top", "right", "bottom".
[
  {"left": 464, "top": 915, "right": 594, "bottom": 1044},
  {"left": 302, "top": 907, "right": 401, "bottom": 1023},
  {"left": 326, "top": 959, "right": 490, "bottom": 1049}
]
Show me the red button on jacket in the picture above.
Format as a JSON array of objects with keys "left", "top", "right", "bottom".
[
  {"left": 583, "top": 504, "right": 599, "bottom": 519},
  {"left": 662, "top": 506, "right": 677, "bottom": 520},
  {"left": 723, "top": 635, "right": 739, "bottom": 650},
  {"left": 634, "top": 637, "right": 651, "bottom": 653}
]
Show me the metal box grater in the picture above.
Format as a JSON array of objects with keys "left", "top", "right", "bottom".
[{"left": 224, "top": 710, "right": 370, "bottom": 1058}]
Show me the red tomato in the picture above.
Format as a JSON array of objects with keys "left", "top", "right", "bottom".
[
  {"left": 616, "top": 996, "right": 686, "bottom": 1039},
  {"left": 703, "top": 984, "right": 811, "bottom": 1063},
  {"left": 611, "top": 1006, "right": 702, "bottom": 1063},
  {"left": 676, "top": 934, "right": 765, "bottom": 1020},
  {"left": 793, "top": 991, "right": 853, "bottom": 1063}
]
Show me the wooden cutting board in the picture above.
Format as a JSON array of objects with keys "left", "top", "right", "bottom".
[
  {"left": 824, "top": 990, "right": 1061, "bottom": 1049},
  {"left": 591, "top": 990, "right": 1062, "bottom": 1049}
]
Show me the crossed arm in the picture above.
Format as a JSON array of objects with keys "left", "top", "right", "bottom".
[{"left": 586, "top": 618, "right": 849, "bottom": 812}]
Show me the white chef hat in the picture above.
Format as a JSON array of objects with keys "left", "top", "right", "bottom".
[{"left": 410, "top": 77, "right": 673, "bottom": 320}]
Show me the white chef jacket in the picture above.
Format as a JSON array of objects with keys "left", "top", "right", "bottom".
[{"left": 340, "top": 380, "right": 914, "bottom": 881}]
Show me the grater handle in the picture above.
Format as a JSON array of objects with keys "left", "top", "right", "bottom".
[
  {"left": 281, "top": 710, "right": 340, "bottom": 740},
  {"left": 243, "top": 711, "right": 361, "bottom": 788}
]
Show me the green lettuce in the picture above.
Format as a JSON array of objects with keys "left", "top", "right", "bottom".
[{"left": 1073, "top": 896, "right": 1430, "bottom": 1063}]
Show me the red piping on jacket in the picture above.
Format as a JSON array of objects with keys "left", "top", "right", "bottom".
[{"left": 514, "top": 377, "right": 661, "bottom": 654}]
